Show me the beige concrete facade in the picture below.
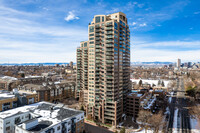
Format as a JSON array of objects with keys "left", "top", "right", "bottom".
[{"left": 76, "top": 12, "right": 131, "bottom": 126}]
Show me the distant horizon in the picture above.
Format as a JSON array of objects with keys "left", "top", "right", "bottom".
[{"left": 1, "top": 61, "right": 199, "bottom": 65}]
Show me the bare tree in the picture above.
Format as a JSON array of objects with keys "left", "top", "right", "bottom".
[
  {"left": 161, "top": 81, "right": 165, "bottom": 87},
  {"left": 189, "top": 71, "right": 200, "bottom": 81},
  {"left": 137, "top": 110, "right": 152, "bottom": 133},
  {"left": 139, "top": 80, "right": 143, "bottom": 87},
  {"left": 148, "top": 112, "right": 165, "bottom": 133},
  {"left": 158, "top": 80, "right": 161, "bottom": 86},
  {"left": 190, "top": 105, "right": 200, "bottom": 121}
]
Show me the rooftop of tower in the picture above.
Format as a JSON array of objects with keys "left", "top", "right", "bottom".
[{"left": 90, "top": 12, "right": 128, "bottom": 24}]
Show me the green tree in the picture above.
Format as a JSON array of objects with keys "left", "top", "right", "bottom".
[
  {"left": 80, "top": 105, "right": 84, "bottom": 111},
  {"left": 186, "top": 86, "right": 196, "bottom": 97},
  {"left": 161, "top": 81, "right": 165, "bottom": 87},
  {"left": 158, "top": 80, "right": 161, "bottom": 86},
  {"left": 120, "top": 127, "right": 125, "bottom": 133},
  {"left": 152, "top": 83, "right": 156, "bottom": 87},
  {"left": 20, "top": 73, "right": 25, "bottom": 78}
]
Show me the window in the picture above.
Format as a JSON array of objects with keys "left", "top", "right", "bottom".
[
  {"left": 84, "top": 42, "right": 87, "bottom": 47},
  {"left": 102, "top": 16, "right": 104, "bottom": 22},
  {"left": 6, "top": 121, "right": 10, "bottom": 125},
  {"left": 114, "top": 23, "right": 118, "bottom": 30},
  {"left": 89, "top": 26, "right": 94, "bottom": 32},
  {"left": 57, "top": 126, "right": 60, "bottom": 131},
  {"left": 95, "top": 16, "right": 100, "bottom": 23},
  {"left": 89, "top": 41, "right": 94, "bottom": 44},
  {"left": 15, "top": 117, "right": 21, "bottom": 124},
  {"left": 6, "top": 126, "right": 10, "bottom": 131},
  {"left": 89, "top": 34, "right": 94, "bottom": 36}
]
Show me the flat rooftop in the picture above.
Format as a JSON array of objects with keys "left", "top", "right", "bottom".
[
  {"left": 0, "top": 102, "right": 84, "bottom": 132},
  {"left": 0, "top": 93, "right": 15, "bottom": 100},
  {"left": 0, "top": 76, "right": 17, "bottom": 81},
  {"left": 0, "top": 90, "right": 36, "bottom": 101},
  {"left": 0, "top": 102, "right": 83, "bottom": 119},
  {"left": 128, "top": 91, "right": 143, "bottom": 97}
]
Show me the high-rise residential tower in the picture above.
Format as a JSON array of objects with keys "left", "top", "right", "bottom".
[
  {"left": 177, "top": 58, "right": 181, "bottom": 68},
  {"left": 76, "top": 12, "right": 131, "bottom": 126}
]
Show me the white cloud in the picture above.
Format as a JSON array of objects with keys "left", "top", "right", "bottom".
[
  {"left": 194, "top": 11, "right": 200, "bottom": 15},
  {"left": 0, "top": 5, "right": 86, "bottom": 63},
  {"left": 129, "top": 1, "right": 189, "bottom": 31},
  {"left": 137, "top": 4, "right": 144, "bottom": 8},
  {"left": 139, "top": 23, "right": 147, "bottom": 27},
  {"left": 126, "top": 2, "right": 144, "bottom": 9},
  {"left": 132, "top": 48, "right": 200, "bottom": 62},
  {"left": 64, "top": 11, "right": 79, "bottom": 22},
  {"left": 131, "top": 40, "right": 200, "bottom": 62},
  {"left": 133, "top": 40, "right": 200, "bottom": 49},
  {"left": 42, "top": 7, "right": 49, "bottom": 11},
  {"left": 0, "top": 5, "right": 39, "bottom": 17},
  {"left": 131, "top": 22, "right": 137, "bottom": 26}
]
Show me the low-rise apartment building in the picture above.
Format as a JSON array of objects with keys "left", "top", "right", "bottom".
[
  {"left": 18, "top": 80, "right": 76, "bottom": 102},
  {"left": 0, "top": 90, "right": 37, "bottom": 112},
  {"left": 126, "top": 90, "right": 163, "bottom": 118},
  {"left": 0, "top": 102, "right": 84, "bottom": 133},
  {"left": 0, "top": 76, "right": 18, "bottom": 91}
]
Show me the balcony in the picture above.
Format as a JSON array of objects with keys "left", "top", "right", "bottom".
[
  {"left": 106, "top": 56, "right": 113, "bottom": 60},
  {"left": 96, "top": 33, "right": 101, "bottom": 37},
  {"left": 104, "top": 112, "right": 115, "bottom": 116},
  {"left": 106, "top": 75, "right": 113, "bottom": 79},
  {"left": 105, "top": 27, "right": 113, "bottom": 31},
  {"left": 106, "top": 40, "right": 114, "bottom": 43},
  {"left": 95, "top": 41, "right": 101, "bottom": 45},
  {"left": 95, "top": 37, "right": 101, "bottom": 41},
  {"left": 106, "top": 49, "right": 113, "bottom": 52},
  {"left": 106, "top": 35, "right": 113, "bottom": 39},
  {"left": 105, "top": 31, "right": 113, "bottom": 35},
  {"left": 95, "top": 29, "right": 101, "bottom": 33},
  {"left": 106, "top": 84, "right": 113, "bottom": 88},
  {"left": 106, "top": 52, "right": 113, "bottom": 56},
  {"left": 106, "top": 44, "right": 114, "bottom": 47},
  {"left": 95, "top": 25, "right": 101, "bottom": 29},
  {"left": 105, "top": 23, "right": 113, "bottom": 27}
]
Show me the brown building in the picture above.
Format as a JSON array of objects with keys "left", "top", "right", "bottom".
[
  {"left": 18, "top": 80, "right": 76, "bottom": 103},
  {"left": 126, "top": 91, "right": 148, "bottom": 117},
  {"left": 126, "top": 90, "right": 163, "bottom": 119},
  {"left": 0, "top": 76, "right": 46, "bottom": 91},
  {"left": 18, "top": 76, "right": 45, "bottom": 85},
  {"left": 0, "top": 76, "right": 18, "bottom": 91}
]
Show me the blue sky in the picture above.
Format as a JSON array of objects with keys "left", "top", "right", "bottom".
[{"left": 0, "top": 0, "right": 200, "bottom": 63}]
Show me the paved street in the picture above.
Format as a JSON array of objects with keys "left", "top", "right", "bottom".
[
  {"left": 167, "top": 77, "right": 191, "bottom": 133},
  {"left": 85, "top": 123, "right": 113, "bottom": 133}
]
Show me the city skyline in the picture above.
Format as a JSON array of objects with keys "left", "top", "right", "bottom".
[{"left": 0, "top": 0, "right": 200, "bottom": 63}]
